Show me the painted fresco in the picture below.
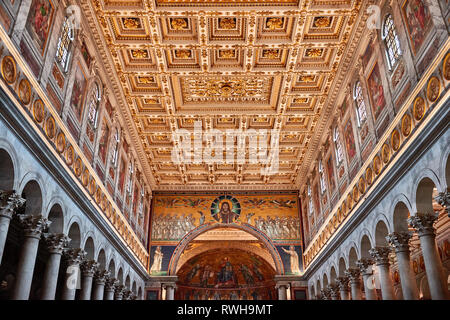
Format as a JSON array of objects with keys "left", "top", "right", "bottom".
[
  {"left": 367, "top": 62, "right": 386, "bottom": 121},
  {"left": 151, "top": 193, "right": 301, "bottom": 243},
  {"left": 118, "top": 157, "right": 126, "bottom": 194},
  {"left": 70, "top": 62, "right": 87, "bottom": 122},
  {"left": 343, "top": 118, "right": 357, "bottom": 162},
  {"left": 276, "top": 245, "right": 303, "bottom": 274},
  {"left": 312, "top": 183, "right": 320, "bottom": 216},
  {"left": 402, "top": 0, "right": 433, "bottom": 55},
  {"left": 97, "top": 118, "right": 109, "bottom": 165},
  {"left": 26, "top": 0, "right": 54, "bottom": 53},
  {"left": 326, "top": 154, "right": 336, "bottom": 192},
  {"left": 175, "top": 249, "right": 276, "bottom": 300},
  {"left": 149, "top": 245, "right": 176, "bottom": 276}
]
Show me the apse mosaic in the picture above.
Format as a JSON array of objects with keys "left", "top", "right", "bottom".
[{"left": 150, "top": 192, "right": 301, "bottom": 243}]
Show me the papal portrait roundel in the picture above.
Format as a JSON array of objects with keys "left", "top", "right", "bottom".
[{"left": 210, "top": 195, "right": 241, "bottom": 224}]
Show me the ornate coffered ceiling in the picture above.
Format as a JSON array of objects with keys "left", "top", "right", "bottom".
[{"left": 81, "top": 0, "right": 369, "bottom": 191}]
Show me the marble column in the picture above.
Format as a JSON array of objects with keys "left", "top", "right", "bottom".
[
  {"left": 386, "top": 232, "right": 419, "bottom": 300},
  {"left": 79, "top": 260, "right": 98, "bottom": 300},
  {"left": 165, "top": 284, "right": 176, "bottom": 300},
  {"left": 328, "top": 284, "right": 340, "bottom": 300},
  {"left": 369, "top": 247, "right": 395, "bottom": 300},
  {"left": 61, "top": 248, "right": 86, "bottom": 300},
  {"left": 104, "top": 278, "right": 118, "bottom": 300},
  {"left": 276, "top": 284, "right": 288, "bottom": 300},
  {"left": 344, "top": 268, "right": 362, "bottom": 300},
  {"left": 11, "top": 215, "right": 49, "bottom": 300},
  {"left": 336, "top": 277, "right": 350, "bottom": 300},
  {"left": 434, "top": 190, "right": 449, "bottom": 218},
  {"left": 92, "top": 270, "right": 110, "bottom": 300},
  {"left": 0, "top": 191, "right": 25, "bottom": 265},
  {"left": 115, "top": 284, "right": 125, "bottom": 300},
  {"left": 408, "top": 213, "right": 449, "bottom": 300},
  {"left": 40, "top": 233, "right": 71, "bottom": 300},
  {"left": 357, "top": 258, "right": 377, "bottom": 300}
]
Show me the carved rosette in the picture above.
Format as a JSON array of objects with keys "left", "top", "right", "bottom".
[
  {"left": 336, "top": 276, "right": 350, "bottom": 291},
  {"left": 105, "top": 277, "right": 119, "bottom": 292},
  {"left": 17, "top": 214, "right": 50, "bottom": 239},
  {"left": 369, "top": 247, "right": 392, "bottom": 266},
  {"left": 328, "top": 284, "right": 340, "bottom": 299},
  {"left": 63, "top": 248, "right": 87, "bottom": 266},
  {"left": 408, "top": 213, "right": 438, "bottom": 237},
  {"left": 94, "top": 270, "right": 110, "bottom": 285},
  {"left": 0, "top": 190, "right": 26, "bottom": 219},
  {"left": 81, "top": 260, "right": 99, "bottom": 277},
  {"left": 43, "top": 233, "right": 71, "bottom": 254},
  {"left": 344, "top": 268, "right": 361, "bottom": 283},
  {"left": 386, "top": 231, "right": 412, "bottom": 253},
  {"left": 356, "top": 258, "right": 374, "bottom": 275},
  {"left": 434, "top": 191, "right": 449, "bottom": 217}
]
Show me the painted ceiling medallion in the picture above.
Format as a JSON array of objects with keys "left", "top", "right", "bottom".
[
  {"left": 122, "top": 17, "right": 141, "bottom": 29},
  {"left": 262, "top": 49, "right": 280, "bottom": 59},
  {"left": 174, "top": 49, "right": 192, "bottom": 59},
  {"left": 138, "top": 76, "right": 155, "bottom": 84},
  {"left": 218, "top": 17, "right": 237, "bottom": 30},
  {"left": 313, "top": 16, "right": 332, "bottom": 28},
  {"left": 218, "top": 49, "right": 235, "bottom": 59},
  {"left": 170, "top": 17, "right": 189, "bottom": 30},
  {"left": 266, "top": 17, "right": 284, "bottom": 30},
  {"left": 298, "top": 75, "right": 315, "bottom": 82}
]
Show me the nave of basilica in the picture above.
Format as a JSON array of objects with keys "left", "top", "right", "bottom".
[{"left": 0, "top": 0, "right": 449, "bottom": 301}]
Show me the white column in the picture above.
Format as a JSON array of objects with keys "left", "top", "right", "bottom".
[
  {"left": 357, "top": 258, "right": 377, "bottom": 300},
  {"left": 61, "top": 248, "right": 86, "bottom": 300},
  {"left": 276, "top": 284, "right": 287, "bottom": 300},
  {"left": 409, "top": 213, "right": 449, "bottom": 300},
  {"left": 11, "top": 215, "right": 49, "bottom": 300},
  {"left": 344, "top": 268, "right": 362, "bottom": 300},
  {"left": 387, "top": 232, "right": 419, "bottom": 300},
  {"left": 0, "top": 191, "right": 25, "bottom": 264},
  {"left": 79, "top": 260, "right": 98, "bottom": 300},
  {"left": 370, "top": 247, "right": 395, "bottom": 300},
  {"left": 164, "top": 284, "right": 176, "bottom": 300},
  {"left": 40, "top": 233, "right": 70, "bottom": 300},
  {"left": 336, "top": 277, "right": 350, "bottom": 300},
  {"left": 92, "top": 270, "right": 110, "bottom": 300},
  {"left": 104, "top": 278, "right": 118, "bottom": 300}
]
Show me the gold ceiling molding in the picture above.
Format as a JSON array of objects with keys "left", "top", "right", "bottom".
[{"left": 81, "top": 0, "right": 366, "bottom": 190}]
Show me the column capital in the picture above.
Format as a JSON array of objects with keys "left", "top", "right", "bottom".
[
  {"left": 356, "top": 258, "right": 374, "bottom": 275},
  {"left": 0, "top": 190, "right": 25, "bottom": 219},
  {"left": 386, "top": 231, "right": 412, "bottom": 252},
  {"left": 344, "top": 268, "right": 360, "bottom": 282},
  {"left": 81, "top": 260, "right": 99, "bottom": 277},
  {"left": 17, "top": 214, "right": 50, "bottom": 239},
  {"left": 43, "top": 233, "right": 71, "bottom": 254},
  {"left": 408, "top": 213, "right": 438, "bottom": 237},
  {"left": 369, "top": 246, "right": 392, "bottom": 266},
  {"left": 94, "top": 270, "right": 110, "bottom": 285},
  {"left": 320, "top": 288, "right": 331, "bottom": 300},
  {"left": 328, "top": 284, "right": 340, "bottom": 298},
  {"left": 336, "top": 276, "right": 350, "bottom": 291},
  {"left": 115, "top": 284, "right": 125, "bottom": 295},
  {"left": 63, "top": 248, "right": 87, "bottom": 266},
  {"left": 434, "top": 190, "right": 449, "bottom": 217},
  {"left": 123, "top": 290, "right": 132, "bottom": 300},
  {"left": 105, "top": 277, "right": 119, "bottom": 291}
]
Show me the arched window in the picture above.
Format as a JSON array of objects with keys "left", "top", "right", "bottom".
[
  {"left": 334, "top": 127, "right": 344, "bottom": 165},
  {"left": 55, "top": 16, "right": 74, "bottom": 72},
  {"left": 111, "top": 128, "right": 120, "bottom": 167},
  {"left": 87, "top": 83, "right": 101, "bottom": 128},
  {"left": 319, "top": 160, "right": 326, "bottom": 194},
  {"left": 382, "top": 14, "right": 402, "bottom": 70},
  {"left": 353, "top": 81, "right": 367, "bottom": 127}
]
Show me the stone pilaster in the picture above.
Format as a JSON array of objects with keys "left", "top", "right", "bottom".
[
  {"left": 11, "top": 215, "right": 49, "bottom": 300},
  {"left": 408, "top": 213, "right": 449, "bottom": 300},
  {"left": 41, "top": 233, "right": 70, "bottom": 300}
]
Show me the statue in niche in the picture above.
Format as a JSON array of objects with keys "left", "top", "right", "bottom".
[
  {"left": 281, "top": 246, "right": 301, "bottom": 274},
  {"left": 150, "top": 246, "right": 163, "bottom": 274}
]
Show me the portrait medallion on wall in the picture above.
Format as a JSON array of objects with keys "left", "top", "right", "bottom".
[
  {"left": 74, "top": 157, "right": 82, "bottom": 177},
  {"left": 25, "top": 0, "right": 55, "bottom": 54},
  {"left": 391, "top": 129, "right": 401, "bottom": 151},
  {"left": 211, "top": 195, "right": 241, "bottom": 223},
  {"left": 443, "top": 53, "right": 450, "bottom": 81},
  {"left": 373, "top": 155, "right": 382, "bottom": 175},
  {"left": 413, "top": 96, "right": 426, "bottom": 121},
  {"left": 1, "top": 55, "right": 16, "bottom": 84},
  {"left": 65, "top": 145, "right": 74, "bottom": 166},
  {"left": 401, "top": 0, "right": 433, "bottom": 55},
  {"left": 45, "top": 116, "right": 56, "bottom": 139},
  {"left": 401, "top": 113, "right": 412, "bottom": 136},
  {"left": 32, "top": 99, "right": 45, "bottom": 123},
  {"left": 18, "top": 79, "right": 32, "bottom": 105},
  {"left": 426, "top": 76, "right": 440, "bottom": 102},
  {"left": 56, "top": 131, "right": 65, "bottom": 153},
  {"left": 367, "top": 62, "right": 386, "bottom": 122},
  {"left": 366, "top": 166, "right": 373, "bottom": 185}
]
